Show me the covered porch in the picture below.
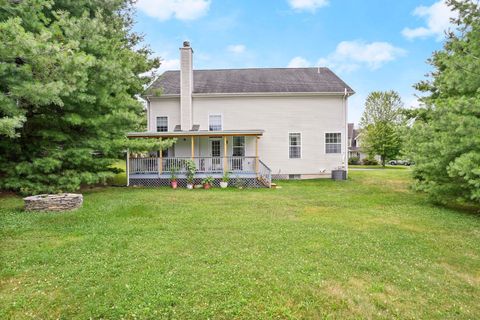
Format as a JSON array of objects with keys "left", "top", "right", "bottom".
[{"left": 126, "top": 130, "right": 271, "bottom": 188}]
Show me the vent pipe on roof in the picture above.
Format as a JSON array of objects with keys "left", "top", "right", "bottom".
[{"left": 180, "top": 41, "right": 193, "bottom": 131}]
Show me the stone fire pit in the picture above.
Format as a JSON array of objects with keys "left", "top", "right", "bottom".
[{"left": 23, "top": 193, "right": 83, "bottom": 212}]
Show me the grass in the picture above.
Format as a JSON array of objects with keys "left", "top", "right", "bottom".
[
  {"left": 108, "top": 161, "right": 127, "bottom": 185},
  {"left": 349, "top": 164, "right": 409, "bottom": 169},
  {"left": 1, "top": 170, "right": 479, "bottom": 319}
]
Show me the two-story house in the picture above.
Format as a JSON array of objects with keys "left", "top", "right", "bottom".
[
  {"left": 348, "top": 123, "right": 363, "bottom": 159},
  {"left": 127, "top": 42, "right": 354, "bottom": 187}
]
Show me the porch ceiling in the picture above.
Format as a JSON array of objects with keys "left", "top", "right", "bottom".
[{"left": 127, "top": 129, "right": 264, "bottom": 138}]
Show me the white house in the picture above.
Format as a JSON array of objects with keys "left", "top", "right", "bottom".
[
  {"left": 127, "top": 42, "right": 354, "bottom": 187},
  {"left": 348, "top": 123, "right": 365, "bottom": 160}
]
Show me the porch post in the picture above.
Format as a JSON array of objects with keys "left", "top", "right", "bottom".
[
  {"left": 255, "top": 136, "right": 259, "bottom": 175},
  {"left": 126, "top": 149, "right": 130, "bottom": 186},
  {"left": 158, "top": 137, "right": 163, "bottom": 175},
  {"left": 223, "top": 136, "right": 227, "bottom": 173},
  {"left": 191, "top": 136, "right": 195, "bottom": 159}
]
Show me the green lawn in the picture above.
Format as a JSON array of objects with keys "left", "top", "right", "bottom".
[
  {"left": 349, "top": 164, "right": 409, "bottom": 169},
  {"left": 1, "top": 170, "right": 479, "bottom": 319}
]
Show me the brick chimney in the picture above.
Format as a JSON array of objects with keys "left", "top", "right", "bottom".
[{"left": 180, "top": 41, "right": 193, "bottom": 131}]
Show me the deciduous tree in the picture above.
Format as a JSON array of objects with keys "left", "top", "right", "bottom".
[{"left": 360, "top": 91, "right": 405, "bottom": 166}]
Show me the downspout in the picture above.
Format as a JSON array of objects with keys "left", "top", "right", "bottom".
[
  {"left": 146, "top": 97, "right": 151, "bottom": 131},
  {"left": 126, "top": 149, "right": 130, "bottom": 186}
]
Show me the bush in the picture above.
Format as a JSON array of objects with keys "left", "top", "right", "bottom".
[
  {"left": 362, "top": 158, "right": 379, "bottom": 165},
  {"left": 348, "top": 157, "right": 360, "bottom": 165}
]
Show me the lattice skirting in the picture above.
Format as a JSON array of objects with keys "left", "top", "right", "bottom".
[{"left": 129, "top": 177, "right": 268, "bottom": 188}]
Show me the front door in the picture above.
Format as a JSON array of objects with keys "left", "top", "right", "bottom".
[{"left": 210, "top": 139, "right": 222, "bottom": 172}]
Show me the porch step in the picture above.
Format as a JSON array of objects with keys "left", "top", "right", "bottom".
[{"left": 256, "top": 176, "right": 271, "bottom": 188}]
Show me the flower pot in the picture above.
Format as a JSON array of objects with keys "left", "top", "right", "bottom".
[
  {"left": 194, "top": 184, "right": 203, "bottom": 189},
  {"left": 203, "top": 183, "right": 211, "bottom": 189},
  {"left": 220, "top": 181, "right": 228, "bottom": 189},
  {"left": 171, "top": 181, "right": 178, "bottom": 189},
  {"left": 186, "top": 183, "right": 193, "bottom": 190}
]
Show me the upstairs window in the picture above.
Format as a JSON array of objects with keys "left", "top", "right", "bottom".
[
  {"left": 156, "top": 116, "right": 168, "bottom": 132},
  {"left": 209, "top": 114, "right": 222, "bottom": 131},
  {"left": 289, "top": 133, "right": 301, "bottom": 159},
  {"left": 326, "top": 133, "right": 341, "bottom": 153}
]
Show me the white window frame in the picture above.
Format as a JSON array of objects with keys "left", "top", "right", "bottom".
[
  {"left": 325, "top": 132, "right": 342, "bottom": 154},
  {"left": 208, "top": 114, "right": 223, "bottom": 131},
  {"left": 156, "top": 116, "right": 168, "bottom": 132},
  {"left": 288, "top": 132, "right": 302, "bottom": 159}
]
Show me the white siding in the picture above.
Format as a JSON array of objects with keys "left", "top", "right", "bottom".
[
  {"left": 148, "top": 94, "right": 348, "bottom": 176},
  {"left": 148, "top": 98, "right": 180, "bottom": 132}
]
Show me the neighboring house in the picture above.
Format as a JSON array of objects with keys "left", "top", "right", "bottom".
[
  {"left": 126, "top": 42, "right": 354, "bottom": 187},
  {"left": 348, "top": 123, "right": 381, "bottom": 162},
  {"left": 348, "top": 123, "right": 365, "bottom": 160}
]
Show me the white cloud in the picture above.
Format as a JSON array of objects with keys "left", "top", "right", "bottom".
[
  {"left": 227, "top": 44, "right": 246, "bottom": 54},
  {"left": 159, "top": 58, "right": 180, "bottom": 72},
  {"left": 136, "top": 0, "right": 211, "bottom": 21},
  {"left": 402, "top": 0, "right": 456, "bottom": 40},
  {"left": 288, "top": 0, "right": 329, "bottom": 12},
  {"left": 406, "top": 97, "right": 422, "bottom": 109},
  {"left": 317, "top": 40, "right": 406, "bottom": 72},
  {"left": 287, "top": 56, "right": 310, "bottom": 68},
  {"left": 140, "top": 58, "right": 180, "bottom": 80}
]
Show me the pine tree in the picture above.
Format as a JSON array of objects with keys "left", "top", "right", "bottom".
[
  {"left": 407, "top": 0, "right": 480, "bottom": 205},
  {"left": 0, "top": 0, "right": 169, "bottom": 194}
]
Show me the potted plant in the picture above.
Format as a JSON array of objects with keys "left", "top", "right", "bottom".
[
  {"left": 234, "top": 176, "right": 244, "bottom": 189},
  {"left": 202, "top": 176, "right": 214, "bottom": 189},
  {"left": 170, "top": 166, "right": 178, "bottom": 189},
  {"left": 220, "top": 171, "right": 230, "bottom": 189},
  {"left": 185, "top": 160, "right": 196, "bottom": 189}
]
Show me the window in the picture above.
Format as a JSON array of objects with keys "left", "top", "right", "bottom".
[
  {"left": 289, "top": 133, "right": 301, "bottom": 159},
  {"left": 325, "top": 133, "right": 341, "bottom": 153},
  {"left": 232, "top": 136, "right": 245, "bottom": 156},
  {"left": 156, "top": 116, "right": 168, "bottom": 132},
  {"left": 209, "top": 114, "right": 222, "bottom": 131},
  {"left": 158, "top": 146, "right": 173, "bottom": 158},
  {"left": 161, "top": 148, "right": 169, "bottom": 158}
]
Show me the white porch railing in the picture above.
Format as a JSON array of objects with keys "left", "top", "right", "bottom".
[
  {"left": 128, "top": 157, "right": 159, "bottom": 174},
  {"left": 129, "top": 156, "right": 262, "bottom": 174},
  {"left": 128, "top": 156, "right": 272, "bottom": 188}
]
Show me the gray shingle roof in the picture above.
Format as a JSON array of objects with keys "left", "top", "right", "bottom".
[{"left": 145, "top": 67, "right": 354, "bottom": 96}]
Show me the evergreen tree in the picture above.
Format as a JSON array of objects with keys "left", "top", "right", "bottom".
[
  {"left": 0, "top": 0, "right": 169, "bottom": 194},
  {"left": 406, "top": 0, "right": 480, "bottom": 205},
  {"left": 360, "top": 91, "right": 405, "bottom": 166}
]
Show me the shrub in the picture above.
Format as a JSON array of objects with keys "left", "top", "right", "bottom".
[
  {"left": 348, "top": 157, "right": 360, "bottom": 165},
  {"left": 362, "top": 158, "right": 379, "bottom": 165}
]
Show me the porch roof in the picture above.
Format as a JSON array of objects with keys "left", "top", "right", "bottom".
[{"left": 127, "top": 129, "right": 264, "bottom": 138}]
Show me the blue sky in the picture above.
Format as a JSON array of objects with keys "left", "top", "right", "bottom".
[{"left": 134, "top": 0, "right": 456, "bottom": 123}]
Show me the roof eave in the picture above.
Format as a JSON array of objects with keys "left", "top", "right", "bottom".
[
  {"left": 127, "top": 129, "right": 265, "bottom": 138},
  {"left": 144, "top": 91, "right": 355, "bottom": 99}
]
